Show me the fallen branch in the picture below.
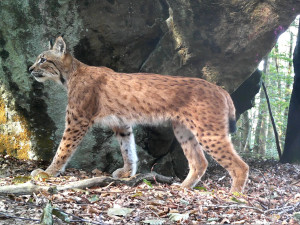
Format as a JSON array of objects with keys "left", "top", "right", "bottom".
[
  {"left": 0, "top": 212, "right": 40, "bottom": 222},
  {"left": 204, "top": 204, "right": 264, "bottom": 214},
  {"left": 55, "top": 208, "right": 104, "bottom": 225},
  {"left": 264, "top": 201, "right": 300, "bottom": 215},
  {"left": 0, "top": 172, "right": 177, "bottom": 196}
]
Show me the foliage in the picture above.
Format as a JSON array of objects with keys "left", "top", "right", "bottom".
[{"left": 233, "top": 18, "right": 299, "bottom": 159}]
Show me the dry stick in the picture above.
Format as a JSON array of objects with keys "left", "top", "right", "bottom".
[
  {"left": 264, "top": 200, "right": 300, "bottom": 215},
  {"left": 0, "top": 173, "right": 176, "bottom": 196},
  {"left": 205, "top": 202, "right": 300, "bottom": 215},
  {"left": 0, "top": 212, "right": 40, "bottom": 222},
  {"left": 252, "top": 168, "right": 272, "bottom": 209},
  {"left": 204, "top": 204, "right": 264, "bottom": 213},
  {"left": 291, "top": 179, "right": 300, "bottom": 185},
  {"left": 0, "top": 208, "right": 103, "bottom": 225},
  {"left": 91, "top": 187, "right": 167, "bottom": 194},
  {"left": 150, "top": 163, "right": 159, "bottom": 184},
  {"left": 54, "top": 208, "right": 104, "bottom": 225},
  {"left": 262, "top": 81, "right": 282, "bottom": 159}
]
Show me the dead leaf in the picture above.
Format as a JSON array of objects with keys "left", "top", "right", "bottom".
[
  {"left": 143, "top": 219, "right": 166, "bottom": 224},
  {"left": 168, "top": 212, "right": 189, "bottom": 221},
  {"left": 107, "top": 205, "right": 134, "bottom": 217},
  {"left": 91, "top": 168, "right": 104, "bottom": 176}
]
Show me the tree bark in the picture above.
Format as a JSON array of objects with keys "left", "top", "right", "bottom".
[
  {"left": 281, "top": 18, "right": 300, "bottom": 163},
  {"left": 253, "top": 90, "right": 265, "bottom": 154},
  {"left": 259, "top": 56, "right": 269, "bottom": 156},
  {"left": 242, "top": 111, "right": 251, "bottom": 153}
]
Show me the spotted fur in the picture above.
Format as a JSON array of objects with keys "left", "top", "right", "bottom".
[{"left": 29, "top": 37, "right": 249, "bottom": 192}]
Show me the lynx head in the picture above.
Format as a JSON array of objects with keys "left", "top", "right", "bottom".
[{"left": 29, "top": 36, "right": 73, "bottom": 85}]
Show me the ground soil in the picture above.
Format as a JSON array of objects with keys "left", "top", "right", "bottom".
[{"left": 0, "top": 155, "right": 299, "bottom": 224}]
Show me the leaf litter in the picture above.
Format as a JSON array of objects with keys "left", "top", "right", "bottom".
[{"left": 0, "top": 155, "right": 299, "bottom": 224}]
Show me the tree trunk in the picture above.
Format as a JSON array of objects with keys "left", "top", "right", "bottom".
[
  {"left": 262, "top": 81, "right": 282, "bottom": 159},
  {"left": 260, "top": 56, "right": 270, "bottom": 156},
  {"left": 253, "top": 89, "right": 265, "bottom": 154},
  {"left": 253, "top": 56, "right": 269, "bottom": 155},
  {"left": 242, "top": 111, "right": 251, "bottom": 152},
  {"left": 283, "top": 27, "right": 295, "bottom": 139},
  {"left": 281, "top": 18, "right": 300, "bottom": 163}
]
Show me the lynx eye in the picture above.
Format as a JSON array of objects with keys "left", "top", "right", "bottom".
[{"left": 39, "top": 57, "right": 47, "bottom": 64}]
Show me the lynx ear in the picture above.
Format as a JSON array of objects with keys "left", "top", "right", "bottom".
[
  {"left": 49, "top": 38, "right": 54, "bottom": 50},
  {"left": 52, "top": 36, "right": 66, "bottom": 55}
]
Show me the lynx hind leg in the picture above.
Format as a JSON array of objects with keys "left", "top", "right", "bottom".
[
  {"left": 172, "top": 122, "right": 208, "bottom": 188},
  {"left": 112, "top": 126, "right": 138, "bottom": 178},
  {"left": 200, "top": 133, "right": 249, "bottom": 192}
]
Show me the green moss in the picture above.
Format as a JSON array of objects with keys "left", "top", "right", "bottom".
[
  {"left": 0, "top": 96, "right": 31, "bottom": 159},
  {"left": 45, "top": 0, "right": 61, "bottom": 18},
  {"left": 0, "top": 0, "right": 83, "bottom": 161}
]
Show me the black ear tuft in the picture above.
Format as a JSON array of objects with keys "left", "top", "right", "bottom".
[{"left": 49, "top": 38, "right": 54, "bottom": 50}]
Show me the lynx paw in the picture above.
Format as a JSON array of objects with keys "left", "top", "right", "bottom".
[
  {"left": 112, "top": 168, "right": 133, "bottom": 178},
  {"left": 30, "top": 169, "right": 52, "bottom": 180},
  {"left": 45, "top": 168, "right": 60, "bottom": 177},
  {"left": 230, "top": 186, "right": 244, "bottom": 193},
  {"left": 31, "top": 168, "right": 46, "bottom": 177},
  {"left": 31, "top": 168, "right": 59, "bottom": 177},
  {"left": 180, "top": 178, "right": 199, "bottom": 189}
]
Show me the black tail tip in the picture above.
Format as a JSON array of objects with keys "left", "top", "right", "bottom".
[{"left": 229, "top": 118, "right": 237, "bottom": 133}]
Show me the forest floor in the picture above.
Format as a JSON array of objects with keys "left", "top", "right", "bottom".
[{"left": 0, "top": 155, "right": 299, "bottom": 224}]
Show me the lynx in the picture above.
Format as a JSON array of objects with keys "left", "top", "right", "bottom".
[{"left": 29, "top": 37, "right": 249, "bottom": 192}]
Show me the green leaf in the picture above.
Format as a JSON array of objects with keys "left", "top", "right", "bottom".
[
  {"left": 143, "top": 179, "right": 153, "bottom": 188},
  {"left": 143, "top": 219, "right": 165, "bottom": 225},
  {"left": 131, "top": 191, "right": 143, "bottom": 198},
  {"left": 193, "top": 186, "right": 207, "bottom": 191},
  {"left": 232, "top": 191, "right": 244, "bottom": 197},
  {"left": 231, "top": 196, "right": 247, "bottom": 204},
  {"left": 52, "top": 208, "right": 71, "bottom": 223},
  {"left": 88, "top": 195, "right": 100, "bottom": 203},
  {"left": 168, "top": 213, "right": 189, "bottom": 221},
  {"left": 107, "top": 206, "right": 134, "bottom": 217},
  {"left": 40, "top": 201, "right": 53, "bottom": 225},
  {"left": 12, "top": 176, "right": 31, "bottom": 184}
]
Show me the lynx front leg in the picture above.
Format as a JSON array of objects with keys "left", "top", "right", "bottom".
[
  {"left": 112, "top": 126, "right": 138, "bottom": 178},
  {"left": 45, "top": 118, "right": 91, "bottom": 176}
]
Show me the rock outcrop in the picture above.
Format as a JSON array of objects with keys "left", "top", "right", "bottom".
[{"left": 0, "top": 0, "right": 299, "bottom": 178}]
